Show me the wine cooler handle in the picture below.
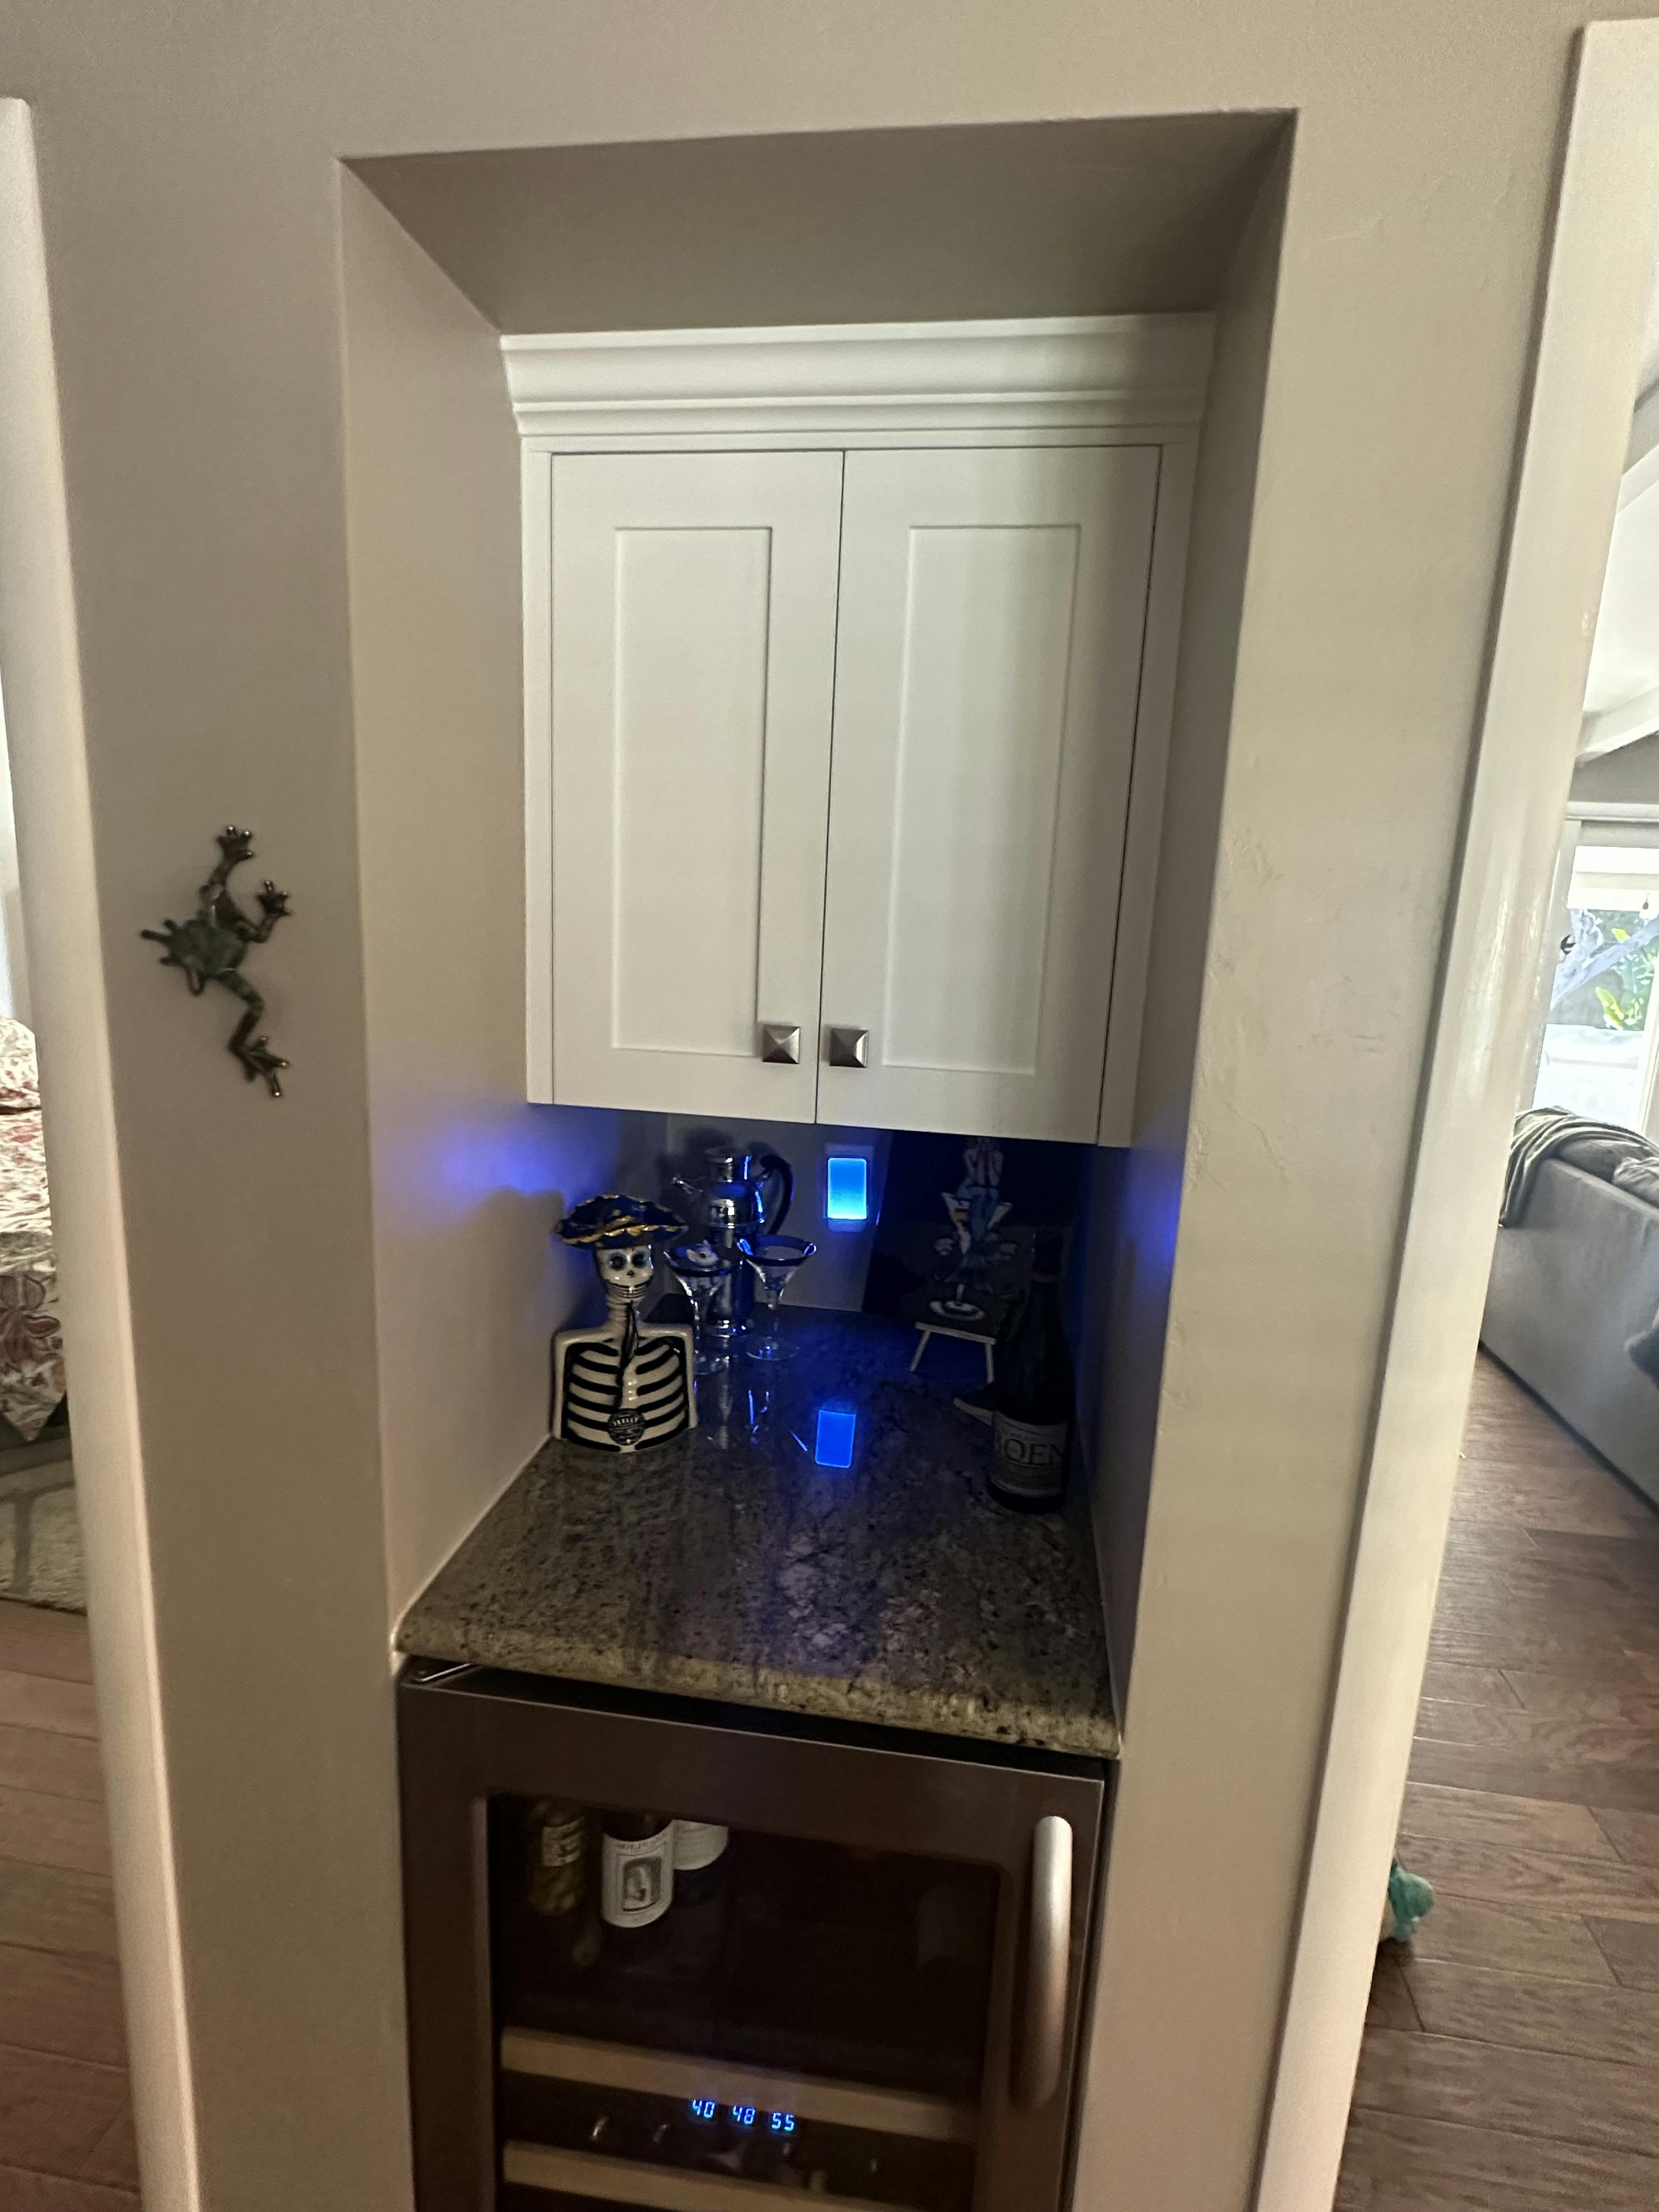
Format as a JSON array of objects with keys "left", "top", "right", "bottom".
[{"left": 1015, "top": 1814, "right": 1073, "bottom": 2110}]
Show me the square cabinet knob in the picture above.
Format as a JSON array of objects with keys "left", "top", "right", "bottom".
[
  {"left": 760, "top": 1022, "right": 801, "bottom": 1065},
  {"left": 827, "top": 1027, "right": 870, "bottom": 1069}
]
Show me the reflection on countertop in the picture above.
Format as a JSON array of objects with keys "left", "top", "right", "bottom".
[{"left": 397, "top": 1312, "right": 1117, "bottom": 1758}]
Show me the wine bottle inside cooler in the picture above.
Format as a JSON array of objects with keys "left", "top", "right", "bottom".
[
  {"left": 667, "top": 1818, "right": 730, "bottom": 1974},
  {"left": 988, "top": 1229, "right": 1073, "bottom": 1512},
  {"left": 524, "top": 1799, "right": 600, "bottom": 1969},
  {"left": 671, "top": 1818, "right": 729, "bottom": 1895},
  {"left": 600, "top": 1809, "right": 675, "bottom": 1946}
]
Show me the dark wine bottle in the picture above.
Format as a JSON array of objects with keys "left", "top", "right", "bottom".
[
  {"left": 987, "top": 1229, "right": 1073, "bottom": 1512},
  {"left": 526, "top": 1799, "right": 587, "bottom": 1913},
  {"left": 667, "top": 1818, "right": 731, "bottom": 1975},
  {"left": 671, "top": 1819, "right": 729, "bottom": 1893},
  {"left": 599, "top": 1808, "right": 675, "bottom": 1936},
  {"left": 525, "top": 1799, "right": 600, "bottom": 1968}
]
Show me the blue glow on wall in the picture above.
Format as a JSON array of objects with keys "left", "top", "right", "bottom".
[
  {"left": 825, "top": 1154, "right": 869, "bottom": 1224},
  {"left": 814, "top": 1402, "right": 858, "bottom": 1468}
]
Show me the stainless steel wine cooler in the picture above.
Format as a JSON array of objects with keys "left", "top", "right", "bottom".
[{"left": 398, "top": 1664, "right": 1110, "bottom": 2212}]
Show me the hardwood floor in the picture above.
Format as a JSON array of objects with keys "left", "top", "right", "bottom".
[
  {"left": 0, "top": 1597, "right": 137, "bottom": 2209},
  {"left": 1337, "top": 1351, "right": 1659, "bottom": 2209}
]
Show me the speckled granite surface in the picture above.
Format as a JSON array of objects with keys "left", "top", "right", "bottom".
[{"left": 397, "top": 1313, "right": 1116, "bottom": 1758}]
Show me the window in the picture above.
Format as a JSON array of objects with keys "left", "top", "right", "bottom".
[{"left": 1534, "top": 843, "right": 1659, "bottom": 1132}]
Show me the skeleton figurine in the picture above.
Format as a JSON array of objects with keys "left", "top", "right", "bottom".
[{"left": 553, "top": 1195, "right": 695, "bottom": 1454}]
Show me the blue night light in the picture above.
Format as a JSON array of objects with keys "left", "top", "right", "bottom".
[
  {"left": 814, "top": 1402, "right": 858, "bottom": 1469},
  {"left": 824, "top": 1154, "right": 869, "bottom": 1225}
]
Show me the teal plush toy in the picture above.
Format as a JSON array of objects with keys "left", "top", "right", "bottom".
[{"left": 1380, "top": 1857, "right": 1435, "bottom": 1943}]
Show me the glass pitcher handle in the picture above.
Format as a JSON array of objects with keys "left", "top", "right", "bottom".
[{"left": 758, "top": 1152, "right": 794, "bottom": 1235}]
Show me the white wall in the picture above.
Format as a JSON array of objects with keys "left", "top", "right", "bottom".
[
  {"left": 660, "top": 1117, "right": 893, "bottom": 1314},
  {"left": 0, "top": 8, "right": 1646, "bottom": 2210},
  {"left": 1080, "top": 147, "right": 1286, "bottom": 1694},
  {"left": 1260, "top": 30, "right": 1659, "bottom": 2202},
  {"left": 0, "top": 101, "right": 197, "bottom": 2207},
  {"left": 355, "top": 114, "right": 1281, "bottom": 334},
  {"left": 1572, "top": 727, "right": 1659, "bottom": 807},
  {"left": 0, "top": 677, "right": 31, "bottom": 1024},
  {"left": 1578, "top": 337, "right": 1659, "bottom": 760},
  {"left": 1076, "top": 143, "right": 1290, "bottom": 2204},
  {"left": 339, "top": 175, "right": 660, "bottom": 1621},
  {"left": 1580, "top": 468, "right": 1659, "bottom": 757}
]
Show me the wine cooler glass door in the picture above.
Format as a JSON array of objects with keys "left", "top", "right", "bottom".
[{"left": 399, "top": 1672, "right": 1106, "bottom": 2212}]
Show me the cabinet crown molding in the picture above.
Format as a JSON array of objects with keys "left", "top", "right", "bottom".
[{"left": 502, "top": 314, "right": 1213, "bottom": 442}]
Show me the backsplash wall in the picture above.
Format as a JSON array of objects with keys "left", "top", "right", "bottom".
[{"left": 661, "top": 1117, "right": 893, "bottom": 1312}]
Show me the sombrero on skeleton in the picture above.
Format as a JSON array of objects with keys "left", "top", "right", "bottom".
[{"left": 556, "top": 1193, "right": 684, "bottom": 1249}]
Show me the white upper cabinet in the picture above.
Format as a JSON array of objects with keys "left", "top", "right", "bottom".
[
  {"left": 540, "top": 451, "right": 842, "bottom": 1120},
  {"left": 515, "top": 318, "right": 1209, "bottom": 1140},
  {"left": 817, "top": 446, "right": 1159, "bottom": 1141}
]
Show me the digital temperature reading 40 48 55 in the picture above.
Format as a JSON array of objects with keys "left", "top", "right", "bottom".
[{"left": 688, "top": 2101, "right": 794, "bottom": 2133}]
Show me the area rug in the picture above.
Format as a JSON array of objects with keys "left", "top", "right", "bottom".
[{"left": 0, "top": 1450, "right": 84, "bottom": 1611}]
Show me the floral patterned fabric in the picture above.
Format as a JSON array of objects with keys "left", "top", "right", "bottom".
[
  {"left": 0, "top": 1080, "right": 64, "bottom": 1439},
  {"left": 0, "top": 1018, "right": 40, "bottom": 1112}
]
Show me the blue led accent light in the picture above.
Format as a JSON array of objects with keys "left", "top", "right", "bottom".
[
  {"left": 824, "top": 1154, "right": 869, "bottom": 1224},
  {"left": 689, "top": 2100, "right": 718, "bottom": 2122},
  {"left": 770, "top": 2112, "right": 797, "bottom": 2133},
  {"left": 814, "top": 1403, "right": 858, "bottom": 1469},
  {"left": 732, "top": 2106, "right": 757, "bottom": 2129}
]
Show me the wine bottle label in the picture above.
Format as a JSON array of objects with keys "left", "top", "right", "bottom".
[
  {"left": 601, "top": 1827, "right": 673, "bottom": 1928},
  {"left": 672, "top": 1819, "right": 729, "bottom": 1872},
  {"left": 991, "top": 1413, "right": 1069, "bottom": 1495},
  {"left": 539, "top": 1818, "right": 585, "bottom": 1870},
  {"left": 527, "top": 1807, "right": 588, "bottom": 1917}
]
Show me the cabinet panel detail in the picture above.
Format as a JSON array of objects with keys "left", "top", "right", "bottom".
[
  {"left": 545, "top": 451, "right": 842, "bottom": 1117},
  {"left": 819, "top": 446, "right": 1160, "bottom": 1141},
  {"left": 611, "top": 525, "right": 771, "bottom": 1057},
  {"left": 884, "top": 523, "right": 1080, "bottom": 1077}
]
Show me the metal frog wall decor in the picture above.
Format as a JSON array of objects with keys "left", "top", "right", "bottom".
[
  {"left": 553, "top": 1194, "right": 695, "bottom": 1453},
  {"left": 142, "top": 827, "right": 291, "bottom": 1096}
]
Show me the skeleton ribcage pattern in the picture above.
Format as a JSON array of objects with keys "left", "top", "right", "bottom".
[{"left": 560, "top": 1334, "right": 690, "bottom": 1452}]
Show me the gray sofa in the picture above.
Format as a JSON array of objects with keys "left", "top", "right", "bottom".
[{"left": 1482, "top": 1157, "right": 1659, "bottom": 1510}]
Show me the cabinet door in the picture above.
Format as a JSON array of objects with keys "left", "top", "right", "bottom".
[
  {"left": 545, "top": 452, "right": 843, "bottom": 1118},
  {"left": 817, "top": 446, "right": 1159, "bottom": 1140}
]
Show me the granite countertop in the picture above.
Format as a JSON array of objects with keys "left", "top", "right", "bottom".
[{"left": 397, "top": 1312, "right": 1117, "bottom": 1759}]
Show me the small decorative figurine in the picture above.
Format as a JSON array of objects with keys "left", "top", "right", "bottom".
[
  {"left": 142, "top": 827, "right": 291, "bottom": 1096},
  {"left": 553, "top": 1195, "right": 695, "bottom": 1453},
  {"left": 936, "top": 1138, "right": 1012, "bottom": 1322},
  {"left": 907, "top": 1138, "right": 1016, "bottom": 1382}
]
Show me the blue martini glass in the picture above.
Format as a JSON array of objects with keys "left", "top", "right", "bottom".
[
  {"left": 736, "top": 1233, "right": 816, "bottom": 1361},
  {"left": 663, "top": 1239, "right": 737, "bottom": 1375}
]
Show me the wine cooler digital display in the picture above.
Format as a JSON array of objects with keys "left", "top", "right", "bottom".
[
  {"left": 688, "top": 2098, "right": 795, "bottom": 2131},
  {"left": 497, "top": 2064, "right": 972, "bottom": 2209}
]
